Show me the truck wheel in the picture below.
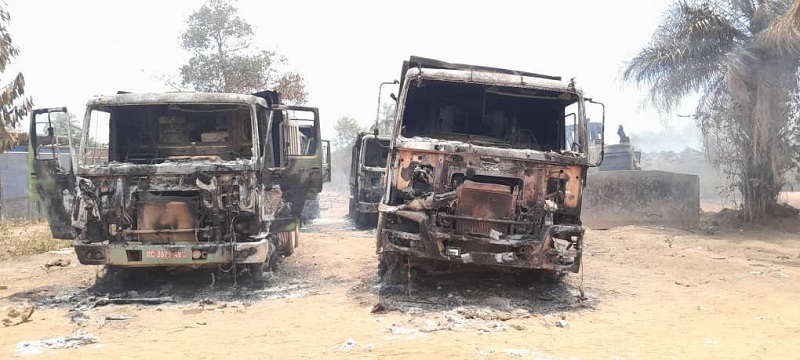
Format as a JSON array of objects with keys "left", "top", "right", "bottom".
[
  {"left": 366, "top": 213, "right": 379, "bottom": 227},
  {"left": 348, "top": 197, "right": 357, "bottom": 221},
  {"left": 375, "top": 212, "right": 385, "bottom": 254},
  {"left": 355, "top": 212, "right": 378, "bottom": 229},
  {"left": 545, "top": 271, "right": 566, "bottom": 284},
  {"left": 248, "top": 263, "right": 265, "bottom": 283},
  {"left": 518, "top": 270, "right": 565, "bottom": 285},
  {"left": 250, "top": 242, "right": 278, "bottom": 283},
  {"left": 277, "top": 228, "right": 298, "bottom": 257},
  {"left": 378, "top": 252, "right": 406, "bottom": 285},
  {"left": 355, "top": 212, "right": 366, "bottom": 229}
]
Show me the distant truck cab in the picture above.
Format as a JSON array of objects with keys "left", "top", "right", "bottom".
[{"left": 349, "top": 132, "right": 391, "bottom": 228}]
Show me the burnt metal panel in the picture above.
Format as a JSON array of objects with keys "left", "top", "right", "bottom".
[
  {"left": 135, "top": 196, "right": 198, "bottom": 243},
  {"left": 456, "top": 181, "right": 514, "bottom": 219},
  {"left": 455, "top": 181, "right": 514, "bottom": 236},
  {"left": 400, "top": 56, "right": 562, "bottom": 94}
]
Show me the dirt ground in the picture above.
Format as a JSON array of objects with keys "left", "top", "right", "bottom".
[{"left": 1, "top": 192, "right": 800, "bottom": 359}]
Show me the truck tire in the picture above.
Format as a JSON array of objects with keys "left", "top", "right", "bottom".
[
  {"left": 355, "top": 212, "right": 378, "bottom": 229},
  {"left": 518, "top": 270, "right": 565, "bottom": 285},
  {"left": 249, "top": 241, "right": 278, "bottom": 283},
  {"left": 355, "top": 211, "right": 367, "bottom": 229},
  {"left": 348, "top": 196, "right": 357, "bottom": 221},
  {"left": 378, "top": 252, "right": 406, "bottom": 285},
  {"left": 277, "top": 227, "right": 298, "bottom": 257},
  {"left": 248, "top": 262, "right": 265, "bottom": 283}
]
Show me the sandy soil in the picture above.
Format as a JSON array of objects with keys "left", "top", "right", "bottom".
[{"left": 2, "top": 192, "right": 800, "bottom": 359}]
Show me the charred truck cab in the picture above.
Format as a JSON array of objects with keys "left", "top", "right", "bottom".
[
  {"left": 349, "top": 132, "right": 391, "bottom": 228},
  {"left": 30, "top": 92, "right": 325, "bottom": 276},
  {"left": 377, "top": 57, "right": 596, "bottom": 280}
]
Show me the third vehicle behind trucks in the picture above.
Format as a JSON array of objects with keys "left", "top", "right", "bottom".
[{"left": 349, "top": 131, "right": 391, "bottom": 228}]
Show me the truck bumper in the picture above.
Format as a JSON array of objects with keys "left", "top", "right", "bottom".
[
  {"left": 73, "top": 240, "right": 270, "bottom": 267},
  {"left": 378, "top": 208, "right": 584, "bottom": 273}
]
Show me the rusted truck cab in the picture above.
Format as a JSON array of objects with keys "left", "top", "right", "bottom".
[
  {"left": 377, "top": 57, "right": 592, "bottom": 280},
  {"left": 30, "top": 92, "right": 325, "bottom": 277},
  {"left": 349, "top": 132, "right": 391, "bottom": 228}
]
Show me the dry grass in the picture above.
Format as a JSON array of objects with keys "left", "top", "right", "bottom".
[{"left": 0, "top": 220, "right": 70, "bottom": 260}]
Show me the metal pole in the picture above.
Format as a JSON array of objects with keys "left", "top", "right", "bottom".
[{"left": 375, "top": 80, "right": 399, "bottom": 133}]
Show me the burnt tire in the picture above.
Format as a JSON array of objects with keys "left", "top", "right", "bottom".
[
  {"left": 355, "top": 212, "right": 379, "bottom": 229},
  {"left": 250, "top": 242, "right": 278, "bottom": 283},
  {"left": 378, "top": 252, "right": 406, "bottom": 285},
  {"left": 518, "top": 270, "right": 566, "bottom": 286},
  {"left": 546, "top": 271, "right": 566, "bottom": 284},
  {"left": 247, "top": 263, "right": 266, "bottom": 283},
  {"left": 348, "top": 196, "right": 357, "bottom": 222},
  {"left": 276, "top": 228, "right": 298, "bottom": 257}
]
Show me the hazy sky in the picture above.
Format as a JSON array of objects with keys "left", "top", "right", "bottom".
[{"left": 5, "top": 0, "right": 700, "bottom": 150}]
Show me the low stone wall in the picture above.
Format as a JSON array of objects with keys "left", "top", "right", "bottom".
[{"left": 581, "top": 170, "right": 700, "bottom": 229}]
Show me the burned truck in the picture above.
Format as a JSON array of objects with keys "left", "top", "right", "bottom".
[
  {"left": 29, "top": 91, "right": 327, "bottom": 279},
  {"left": 377, "top": 57, "right": 602, "bottom": 282},
  {"left": 349, "top": 131, "right": 391, "bottom": 228}
]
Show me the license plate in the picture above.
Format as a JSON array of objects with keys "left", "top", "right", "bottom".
[{"left": 145, "top": 250, "right": 188, "bottom": 259}]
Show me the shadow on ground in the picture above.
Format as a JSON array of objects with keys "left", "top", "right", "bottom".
[
  {"left": 351, "top": 262, "right": 595, "bottom": 314},
  {"left": 2, "top": 255, "right": 343, "bottom": 310}
]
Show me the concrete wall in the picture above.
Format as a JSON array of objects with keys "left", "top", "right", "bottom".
[{"left": 581, "top": 170, "right": 700, "bottom": 229}]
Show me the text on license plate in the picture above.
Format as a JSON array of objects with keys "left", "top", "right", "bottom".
[{"left": 145, "top": 250, "right": 189, "bottom": 259}]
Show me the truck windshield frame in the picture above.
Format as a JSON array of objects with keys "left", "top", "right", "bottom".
[
  {"left": 78, "top": 103, "right": 263, "bottom": 167},
  {"left": 395, "top": 73, "right": 587, "bottom": 153}
]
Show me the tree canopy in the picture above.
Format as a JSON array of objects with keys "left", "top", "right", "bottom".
[
  {"left": 623, "top": 0, "right": 800, "bottom": 220},
  {"left": 333, "top": 116, "right": 364, "bottom": 150},
  {"left": 0, "top": 3, "right": 33, "bottom": 153},
  {"left": 179, "top": 0, "right": 308, "bottom": 104}
]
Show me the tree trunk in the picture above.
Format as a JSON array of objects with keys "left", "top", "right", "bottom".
[
  {"left": 215, "top": 32, "right": 228, "bottom": 92},
  {"left": 738, "top": 57, "right": 793, "bottom": 221}
]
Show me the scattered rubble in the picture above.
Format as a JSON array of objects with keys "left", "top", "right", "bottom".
[
  {"left": 3, "top": 302, "right": 35, "bottom": 326},
  {"left": 70, "top": 310, "right": 89, "bottom": 326},
  {"left": 93, "top": 296, "right": 175, "bottom": 307},
  {"left": 15, "top": 332, "right": 98, "bottom": 356},
  {"left": 100, "top": 313, "right": 133, "bottom": 326},
  {"left": 44, "top": 259, "right": 71, "bottom": 269}
]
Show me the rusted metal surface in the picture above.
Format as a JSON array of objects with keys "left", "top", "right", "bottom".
[
  {"left": 32, "top": 92, "right": 327, "bottom": 271},
  {"left": 135, "top": 197, "right": 198, "bottom": 243},
  {"left": 377, "top": 57, "right": 591, "bottom": 276}
]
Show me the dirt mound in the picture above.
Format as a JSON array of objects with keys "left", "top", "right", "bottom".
[{"left": 700, "top": 204, "right": 800, "bottom": 234}]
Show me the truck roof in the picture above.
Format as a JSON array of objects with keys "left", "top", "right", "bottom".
[
  {"left": 85, "top": 92, "right": 270, "bottom": 108},
  {"left": 399, "top": 56, "right": 566, "bottom": 94},
  {"left": 404, "top": 67, "right": 582, "bottom": 96}
]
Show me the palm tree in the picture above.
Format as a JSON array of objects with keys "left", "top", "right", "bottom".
[
  {"left": 0, "top": 2, "right": 33, "bottom": 153},
  {"left": 623, "top": 0, "right": 800, "bottom": 221}
]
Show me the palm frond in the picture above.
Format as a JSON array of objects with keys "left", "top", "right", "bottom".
[
  {"left": 756, "top": 0, "right": 800, "bottom": 57},
  {"left": 623, "top": 0, "right": 744, "bottom": 112},
  {"left": 751, "top": 0, "right": 794, "bottom": 33}
]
